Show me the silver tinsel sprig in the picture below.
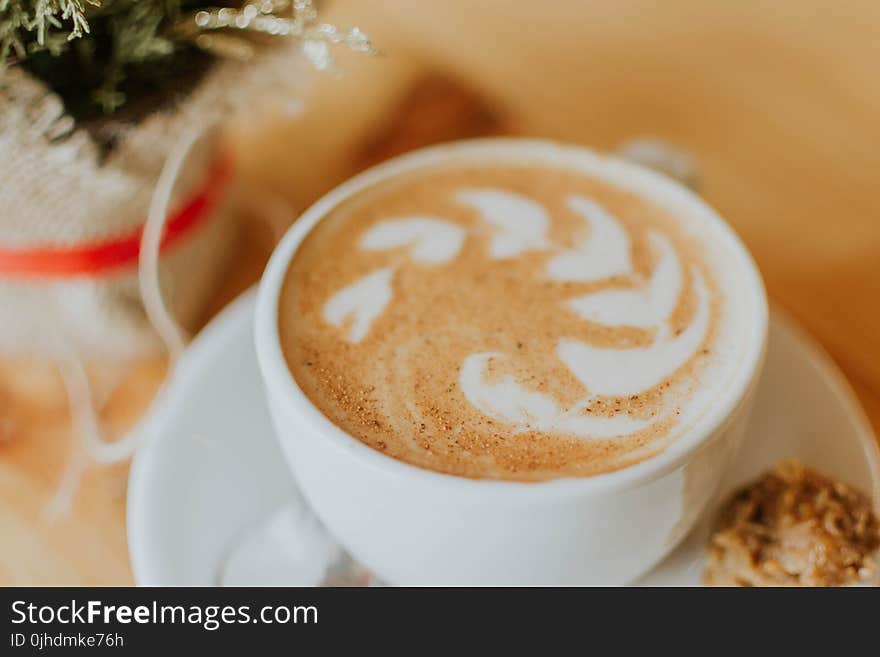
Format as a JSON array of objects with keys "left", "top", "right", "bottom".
[{"left": 182, "top": 0, "right": 378, "bottom": 71}]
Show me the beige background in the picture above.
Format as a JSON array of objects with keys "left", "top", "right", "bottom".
[{"left": 1, "top": 0, "right": 878, "bottom": 584}]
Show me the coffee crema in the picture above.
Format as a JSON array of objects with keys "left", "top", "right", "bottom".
[{"left": 279, "top": 156, "right": 741, "bottom": 481}]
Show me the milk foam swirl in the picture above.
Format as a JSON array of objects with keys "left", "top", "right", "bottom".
[{"left": 321, "top": 188, "right": 708, "bottom": 439}]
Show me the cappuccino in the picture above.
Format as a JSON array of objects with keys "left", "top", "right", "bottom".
[{"left": 278, "top": 145, "right": 754, "bottom": 481}]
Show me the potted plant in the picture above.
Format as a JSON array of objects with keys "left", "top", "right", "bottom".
[{"left": 0, "top": 0, "right": 373, "bottom": 359}]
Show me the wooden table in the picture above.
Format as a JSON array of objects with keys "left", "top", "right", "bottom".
[{"left": 2, "top": 0, "right": 879, "bottom": 585}]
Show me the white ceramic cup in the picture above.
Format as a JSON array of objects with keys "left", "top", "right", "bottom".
[{"left": 255, "top": 139, "right": 768, "bottom": 585}]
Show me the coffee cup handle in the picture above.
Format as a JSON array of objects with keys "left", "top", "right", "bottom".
[{"left": 616, "top": 138, "right": 700, "bottom": 192}]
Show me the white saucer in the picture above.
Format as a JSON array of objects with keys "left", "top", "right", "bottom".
[{"left": 127, "top": 290, "right": 880, "bottom": 586}]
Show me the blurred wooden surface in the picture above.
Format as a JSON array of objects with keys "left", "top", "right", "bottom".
[{"left": 2, "top": 0, "right": 879, "bottom": 585}]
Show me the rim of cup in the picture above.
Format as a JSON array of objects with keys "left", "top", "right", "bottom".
[{"left": 255, "top": 138, "right": 769, "bottom": 499}]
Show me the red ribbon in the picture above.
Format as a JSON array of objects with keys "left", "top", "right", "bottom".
[{"left": 0, "top": 156, "right": 234, "bottom": 279}]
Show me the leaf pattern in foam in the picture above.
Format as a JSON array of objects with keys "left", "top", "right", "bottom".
[
  {"left": 455, "top": 188, "right": 550, "bottom": 258},
  {"left": 322, "top": 267, "right": 394, "bottom": 343},
  {"left": 557, "top": 271, "right": 710, "bottom": 397},
  {"left": 319, "top": 183, "right": 710, "bottom": 440},
  {"left": 360, "top": 217, "right": 465, "bottom": 264},
  {"left": 459, "top": 353, "right": 655, "bottom": 438},
  {"left": 545, "top": 195, "right": 633, "bottom": 282},
  {"left": 566, "top": 231, "right": 682, "bottom": 329}
]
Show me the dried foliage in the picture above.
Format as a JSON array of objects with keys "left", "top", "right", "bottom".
[{"left": 0, "top": 1, "right": 375, "bottom": 119}]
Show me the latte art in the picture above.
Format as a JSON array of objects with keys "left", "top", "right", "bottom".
[{"left": 280, "top": 159, "right": 739, "bottom": 480}]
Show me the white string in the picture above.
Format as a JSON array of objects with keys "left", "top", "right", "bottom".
[
  {"left": 47, "top": 124, "right": 216, "bottom": 513},
  {"left": 89, "top": 124, "right": 215, "bottom": 465},
  {"left": 45, "top": 350, "right": 96, "bottom": 520},
  {"left": 139, "top": 126, "right": 215, "bottom": 364}
]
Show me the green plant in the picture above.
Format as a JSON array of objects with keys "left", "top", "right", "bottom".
[{"left": 0, "top": 1, "right": 374, "bottom": 120}]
